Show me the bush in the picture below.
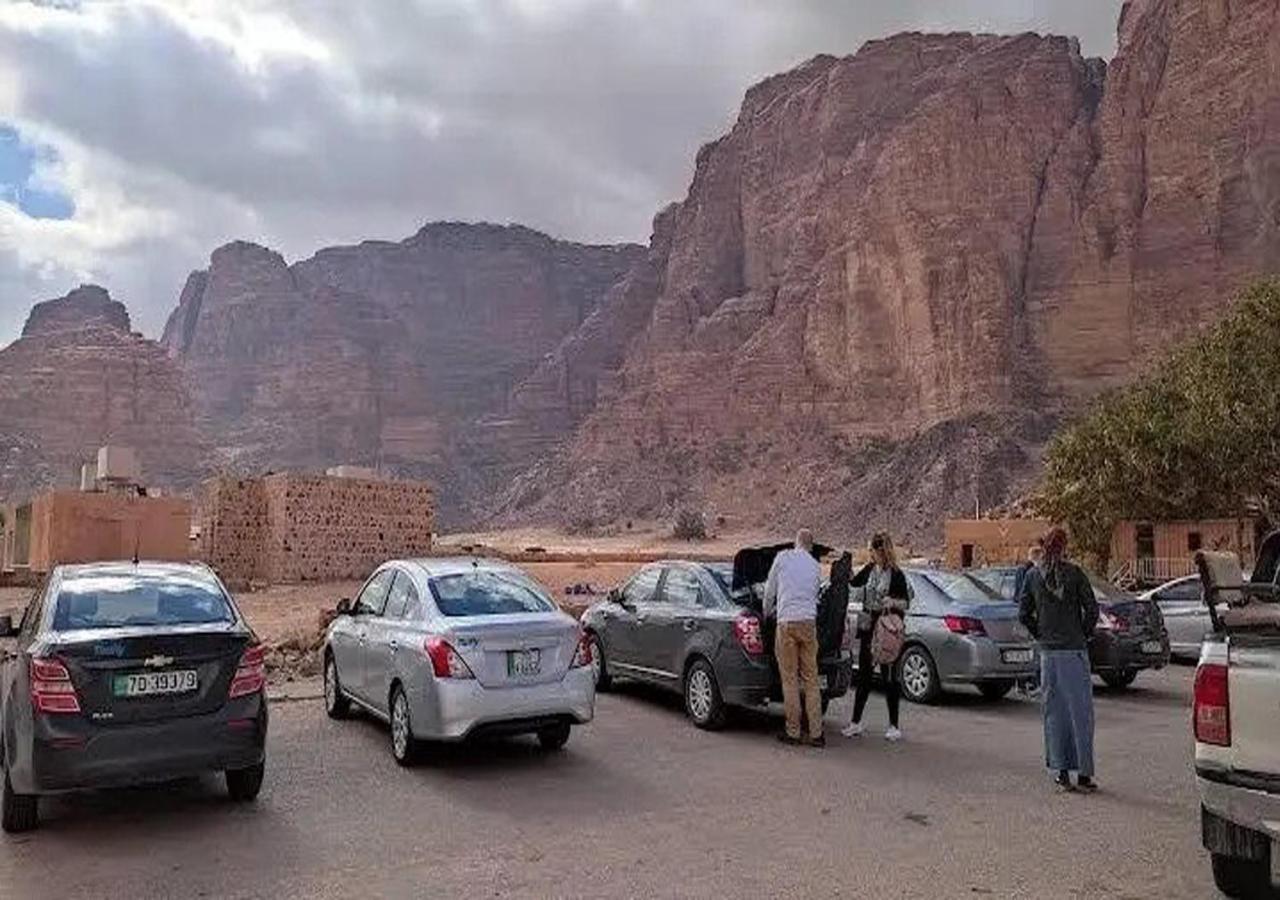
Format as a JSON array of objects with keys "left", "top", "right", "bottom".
[{"left": 673, "top": 509, "right": 707, "bottom": 541}]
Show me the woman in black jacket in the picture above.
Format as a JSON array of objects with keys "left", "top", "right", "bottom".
[{"left": 842, "top": 533, "right": 912, "bottom": 741}]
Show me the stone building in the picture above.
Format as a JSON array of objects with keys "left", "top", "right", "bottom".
[{"left": 196, "top": 472, "right": 434, "bottom": 586}]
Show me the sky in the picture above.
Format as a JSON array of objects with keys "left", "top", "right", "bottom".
[{"left": 0, "top": 0, "right": 1122, "bottom": 343}]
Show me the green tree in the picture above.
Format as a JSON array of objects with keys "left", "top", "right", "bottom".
[{"left": 1036, "top": 279, "right": 1280, "bottom": 566}]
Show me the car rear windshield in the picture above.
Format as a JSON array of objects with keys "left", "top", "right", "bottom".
[
  {"left": 53, "top": 572, "right": 235, "bottom": 631},
  {"left": 430, "top": 571, "right": 556, "bottom": 617},
  {"left": 921, "top": 571, "right": 1003, "bottom": 604}
]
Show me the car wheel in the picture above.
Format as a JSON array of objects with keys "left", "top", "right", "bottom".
[
  {"left": 324, "top": 653, "right": 351, "bottom": 719},
  {"left": 1, "top": 764, "right": 37, "bottom": 833},
  {"left": 1211, "top": 852, "right": 1272, "bottom": 898},
  {"left": 978, "top": 680, "right": 1015, "bottom": 701},
  {"left": 1101, "top": 670, "right": 1138, "bottom": 690},
  {"left": 587, "top": 632, "right": 611, "bottom": 692},
  {"left": 537, "top": 721, "right": 572, "bottom": 751},
  {"left": 225, "top": 762, "right": 265, "bottom": 802},
  {"left": 684, "top": 658, "right": 726, "bottom": 730},
  {"left": 389, "top": 685, "right": 419, "bottom": 767},
  {"left": 898, "top": 645, "right": 941, "bottom": 705}
]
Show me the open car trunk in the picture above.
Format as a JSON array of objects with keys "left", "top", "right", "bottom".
[{"left": 731, "top": 543, "right": 850, "bottom": 659}]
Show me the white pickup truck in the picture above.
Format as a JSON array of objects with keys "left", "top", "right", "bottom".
[{"left": 1195, "top": 539, "right": 1280, "bottom": 898}]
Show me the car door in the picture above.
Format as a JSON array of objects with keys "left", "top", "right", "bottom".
[
  {"left": 364, "top": 568, "right": 416, "bottom": 715},
  {"left": 643, "top": 566, "right": 704, "bottom": 677},
  {"left": 1154, "top": 577, "right": 1207, "bottom": 655},
  {"left": 346, "top": 568, "right": 395, "bottom": 703},
  {"left": 603, "top": 566, "right": 663, "bottom": 679}
]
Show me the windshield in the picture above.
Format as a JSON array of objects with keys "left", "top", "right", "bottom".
[
  {"left": 53, "top": 571, "right": 235, "bottom": 631},
  {"left": 430, "top": 571, "right": 556, "bottom": 616},
  {"left": 922, "top": 571, "right": 1003, "bottom": 604}
]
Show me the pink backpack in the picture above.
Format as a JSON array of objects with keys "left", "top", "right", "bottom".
[{"left": 871, "top": 613, "right": 906, "bottom": 666}]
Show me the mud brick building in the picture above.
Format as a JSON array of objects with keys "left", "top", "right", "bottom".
[{"left": 197, "top": 473, "right": 434, "bottom": 586}]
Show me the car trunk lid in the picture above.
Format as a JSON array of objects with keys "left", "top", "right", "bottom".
[
  {"left": 52, "top": 624, "right": 251, "bottom": 725},
  {"left": 952, "top": 602, "right": 1031, "bottom": 643},
  {"left": 441, "top": 613, "right": 578, "bottom": 688}
]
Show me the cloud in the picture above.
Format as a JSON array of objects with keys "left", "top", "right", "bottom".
[{"left": 0, "top": 0, "right": 1121, "bottom": 341}]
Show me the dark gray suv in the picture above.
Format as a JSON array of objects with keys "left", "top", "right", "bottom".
[{"left": 581, "top": 551, "right": 853, "bottom": 729}]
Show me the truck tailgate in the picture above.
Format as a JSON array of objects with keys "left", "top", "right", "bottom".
[{"left": 1228, "top": 633, "right": 1280, "bottom": 775}]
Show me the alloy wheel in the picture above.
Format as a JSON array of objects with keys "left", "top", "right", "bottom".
[
  {"left": 687, "top": 667, "right": 714, "bottom": 722},
  {"left": 589, "top": 637, "right": 603, "bottom": 686},
  {"left": 901, "top": 651, "right": 932, "bottom": 700},
  {"left": 324, "top": 659, "right": 337, "bottom": 709},
  {"left": 392, "top": 693, "right": 410, "bottom": 759}
]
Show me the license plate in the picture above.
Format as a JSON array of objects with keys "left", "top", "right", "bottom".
[
  {"left": 1141, "top": 640, "right": 1163, "bottom": 654},
  {"left": 507, "top": 649, "right": 541, "bottom": 678},
  {"left": 112, "top": 670, "right": 198, "bottom": 698},
  {"left": 1002, "top": 649, "right": 1034, "bottom": 664}
]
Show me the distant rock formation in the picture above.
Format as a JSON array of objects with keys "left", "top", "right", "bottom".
[{"left": 0, "top": 286, "right": 207, "bottom": 498}]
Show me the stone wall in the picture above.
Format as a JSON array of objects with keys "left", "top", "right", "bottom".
[{"left": 198, "top": 473, "right": 434, "bottom": 586}]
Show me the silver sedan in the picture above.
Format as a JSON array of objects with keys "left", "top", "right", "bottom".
[
  {"left": 322, "top": 558, "right": 595, "bottom": 764},
  {"left": 1138, "top": 575, "right": 1211, "bottom": 660}
]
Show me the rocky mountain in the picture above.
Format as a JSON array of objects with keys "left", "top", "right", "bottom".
[
  {"left": 494, "top": 0, "right": 1280, "bottom": 544},
  {"left": 161, "top": 224, "right": 642, "bottom": 522},
  {"left": 0, "top": 286, "right": 207, "bottom": 498}
]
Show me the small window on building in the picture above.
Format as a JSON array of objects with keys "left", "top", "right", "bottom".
[
  {"left": 1136, "top": 523, "right": 1155, "bottom": 560},
  {"left": 960, "top": 544, "right": 975, "bottom": 569},
  {"left": 1188, "top": 531, "right": 1203, "bottom": 553}
]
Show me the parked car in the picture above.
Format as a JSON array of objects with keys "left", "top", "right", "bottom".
[
  {"left": 1195, "top": 533, "right": 1280, "bottom": 898},
  {"left": 849, "top": 569, "right": 1037, "bottom": 704},
  {"left": 322, "top": 558, "right": 594, "bottom": 763},
  {"left": 0, "top": 561, "right": 267, "bottom": 833},
  {"left": 1139, "top": 575, "right": 1211, "bottom": 661},
  {"left": 970, "top": 566, "right": 1171, "bottom": 688},
  {"left": 580, "top": 550, "right": 853, "bottom": 730}
]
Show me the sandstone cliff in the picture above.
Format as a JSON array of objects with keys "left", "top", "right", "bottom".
[
  {"left": 0, "top": 286, "right": 207, "bottom": 498},
  {"left": 161, "top": 224, "right": 642, "bottom": 522},
  {"left": 497, "top": 1, "right": 1280, "bottom": 544}
]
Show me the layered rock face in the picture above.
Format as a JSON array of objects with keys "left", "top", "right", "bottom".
[
  {"left": 0, "top": 286, "right": 207, "bottom": 498},
  {"left": 498, "top": 2, "right": 1280, "bottom": 543},
  {"left": 162, "top": 224, "right": 642, "bottom": 521}
]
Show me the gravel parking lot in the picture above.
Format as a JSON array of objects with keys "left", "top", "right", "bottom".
[{"left": 0, "top": 666, "right": 1214, "bottom": 899}]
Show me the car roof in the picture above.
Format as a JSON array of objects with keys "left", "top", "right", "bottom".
[
  {"left": 400, "top": 557, "right": 526, "bottom": 579},
  {"left": 55, "top": 560, "right": 219, "bottom": 581}
]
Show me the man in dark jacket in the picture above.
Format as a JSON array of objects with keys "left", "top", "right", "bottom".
[
  {"left": 1018, "top": 528, "right": 1099, "bottom": 792},
  {"left": 1013, "top": 542, "right": 1045, "bottom": 696}
]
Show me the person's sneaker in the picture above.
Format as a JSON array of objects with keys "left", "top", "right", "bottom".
[
  {"left": 1054, "top": 771, "right": 1075, "bottom": 793},
  {"left": 1076, "top": 776, "right": 1098, "bottom": 794},
  {"left": 806, "top": 734, "right": 827, "bottom": 748},
  {"left": 884, "top": 726, "right": 903, "bottom": 742},
  {"left": 777, "top": 733, "right": 803, "bottom": 746},
  {"left": 840, "top": 721, "right": 865, "bottom": 739}
]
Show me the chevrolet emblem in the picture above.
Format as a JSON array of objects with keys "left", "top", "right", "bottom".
[{"left": 143, "top": 655, "right": 174, "bottom": 668}]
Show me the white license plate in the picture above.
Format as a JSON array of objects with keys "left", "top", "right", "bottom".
[
  {"left": 1141, "top": 640, "right": 1163, "bottom": 654},
  {"left": 1002, "top": 649, "right": 1034, "bottom": 664},
  {"left": 113, "top": 669, "right": 198, "bottom": 697},
  {"left": 507, "top": 649, "right": 541, "bottom": 677}
]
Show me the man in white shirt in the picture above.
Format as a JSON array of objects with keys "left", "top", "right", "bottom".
[{"left": 764, "top": 529, "right": 824, "bottom": 746}]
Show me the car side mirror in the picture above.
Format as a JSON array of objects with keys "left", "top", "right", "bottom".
[
  {"left": 0, "top": 615, "right": 14, "bottom": 638},
  {"left": 336, "top": 598, "right": 352, "bottom": 616}
]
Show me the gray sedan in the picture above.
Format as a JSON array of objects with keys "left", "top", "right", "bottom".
[
  {"left": 850, "top": 569, "right": 1037, "bottom": 704},
  {"left": 322, "top": 558, "right": 595, "bottom": 764},
  {"left": 1139, "top": 575, "right": 1210, "bottom": 660}
]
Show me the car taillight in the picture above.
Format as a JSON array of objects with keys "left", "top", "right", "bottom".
[
  {"left": 1194, "top": 662, "right": 1231, "bottom": 746},
  {"left": 30, "top": 656, "right": 81, "bottom": 715},
  {"left": 735, "top": 614, "right": 765, "bottom": 655},
  {"left": 944, "top": 615, "right": 986, "bottom": 636},
  {"left": 1097, "top": 610, "right": 1126, "bottom": 631},
  {"left": 570, "top": 631, "right": 593, "bottom": 669},
  {"left": 228, "top": 644, "right": 266, "bottom": 699},
  {"left": 424, "top": 637, "right": 475, "bottom": 679}
]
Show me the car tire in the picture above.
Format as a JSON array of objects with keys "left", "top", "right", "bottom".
[
  {"left": 978, "top": 680, "right": 1015, "bottom": 701},
  {"left": 537, "top": 721, "right": 572, "bottom": 751},
  {"left": 684, "top": 658, "right": 727, "bottom": 730},
  {"left": 1, "top": 764, "right": 37, "bottom": 833},
  {"left": 389, "top": 685, "right": 419, "bottom": 767},
  {"left": 324, "top": 652, "right": 351, "bottom": 720},
  {"left": 587, "top": 632, "right": 612, "bottom": 692},
  {"left": 1101, "top": 670, "right": 1138, "bottom": 690},
  {"left": 1211, "top": 852, "right": 1272, "bottom": 898},
  {"left": 225, "top": 762, "right": 265, "bottom": 803},
  {"left": 898, "top": 645, "right": 942, "bottom": 705}
]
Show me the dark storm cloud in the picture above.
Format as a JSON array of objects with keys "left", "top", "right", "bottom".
[{"left": 0, "top": 0, "right": 1122, "bottom": 339}]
